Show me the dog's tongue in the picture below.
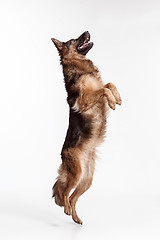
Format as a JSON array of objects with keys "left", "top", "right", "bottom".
[
  {"left": 83, "top": 42, "right": 89, "bottom": 47},
  {"left": 80, "top": 41, "right": 90, "bottom": 49}
]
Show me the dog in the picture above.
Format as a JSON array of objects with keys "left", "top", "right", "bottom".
[{"left": 51, "top": 31, "right": 121, "bottom": 224}]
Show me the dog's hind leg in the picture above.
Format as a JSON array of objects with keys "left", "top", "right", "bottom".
[
  {"left": 63, "top": 170, "right": 82, "bottom": 216},
  {"left": 69, "top": 151, "right": 95, "bottom": 224},
  {"left": 69, "top": 177, "right": 93, "bottom": 224},
  {"left": 60, "top": 148, "right": 82, "bottom": 216}
]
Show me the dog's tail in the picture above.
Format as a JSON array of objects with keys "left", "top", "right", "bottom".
[{"left": 52, "top": 179, "right": 65, "bottom": 207}]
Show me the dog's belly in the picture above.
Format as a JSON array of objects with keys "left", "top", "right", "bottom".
[
  {"left": 78, "top": 102, "right": 108, "bottom": 184},
  {"left": 84, "top": 100, "right": 108, "bottom": 142},
  {"left": 80, "top": 146, "right": 95, "bottom": 183}
]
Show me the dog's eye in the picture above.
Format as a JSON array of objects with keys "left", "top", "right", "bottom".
[{"left": 71, "top": 39, "right": 75, "bottom": 43}]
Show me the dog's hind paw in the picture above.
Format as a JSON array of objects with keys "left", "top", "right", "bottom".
[
  {"left": 72, "top": 214, "right": 83, "bottom": 224},
  {"left": 64, "top": 205, "right": 72, "bottom": 216}
]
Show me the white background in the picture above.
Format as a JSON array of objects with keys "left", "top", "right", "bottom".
[{"left": 0, "top": 0, "right": 160, "bottom": 239}]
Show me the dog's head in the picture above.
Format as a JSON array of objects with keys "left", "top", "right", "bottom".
[{"left": 51, "top": 31, "right": 93, "bottom": 58}]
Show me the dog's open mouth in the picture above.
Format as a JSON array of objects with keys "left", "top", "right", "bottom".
[
  {"left": 77, "top": 37, "right": 91, "bottom": 50},
  {"left": 76, "top": 31, "right": 93, "bottom": 55}
]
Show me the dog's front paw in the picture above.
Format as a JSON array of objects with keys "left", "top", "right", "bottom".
[
  {"left": 115, "top": 92, "right": 122, "bottom": 106},
  {"left": 104, "top": 82, "right": 122, "bottom": 106},
  {"left": 104, "top": 88, "right": 116, "bottom": 110}
]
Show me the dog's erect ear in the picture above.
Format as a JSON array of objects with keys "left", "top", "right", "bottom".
[{"left": 51, "top": 38, "right": 63, "bottom": 52}]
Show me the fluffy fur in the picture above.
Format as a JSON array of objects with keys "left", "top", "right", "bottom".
[{"left": 51, "top": 31, "right": 121, "bottom": 224}]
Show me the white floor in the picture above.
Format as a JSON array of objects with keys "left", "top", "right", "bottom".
[{"left": 1, "top": 191, "right": 160, "bottom": 240}]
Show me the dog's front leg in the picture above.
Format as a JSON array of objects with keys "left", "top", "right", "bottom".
[
  {"left": 104, "top": 82, "right": 122, "bottom": 105},
  {"left": 73, "top": 88, "right": 117, "bottom": 112}
]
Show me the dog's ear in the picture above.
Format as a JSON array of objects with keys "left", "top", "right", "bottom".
[{"left": 51, "top": 38, "right": 63, "bottom": 52}]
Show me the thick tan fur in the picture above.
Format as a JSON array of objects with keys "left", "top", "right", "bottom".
[{"left": 51, "top": 33, "right": 121, "bottom": 224}]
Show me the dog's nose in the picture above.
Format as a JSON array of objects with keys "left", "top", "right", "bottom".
[{"left": 81, "top": 31, "right": 89, "bottom": 35}]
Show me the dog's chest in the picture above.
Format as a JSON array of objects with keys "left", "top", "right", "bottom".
[{"left": 82, "top": 73, "right": 103, "bottom": 91}]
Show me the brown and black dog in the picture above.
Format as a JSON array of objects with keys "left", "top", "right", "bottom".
[{"left": 51, "top": 31, "right": 121, "bottom": 224}]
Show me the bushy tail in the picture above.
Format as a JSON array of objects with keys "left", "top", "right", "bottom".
[{"left": 52, "top": 179, "right": 65, "bottom": 207}]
